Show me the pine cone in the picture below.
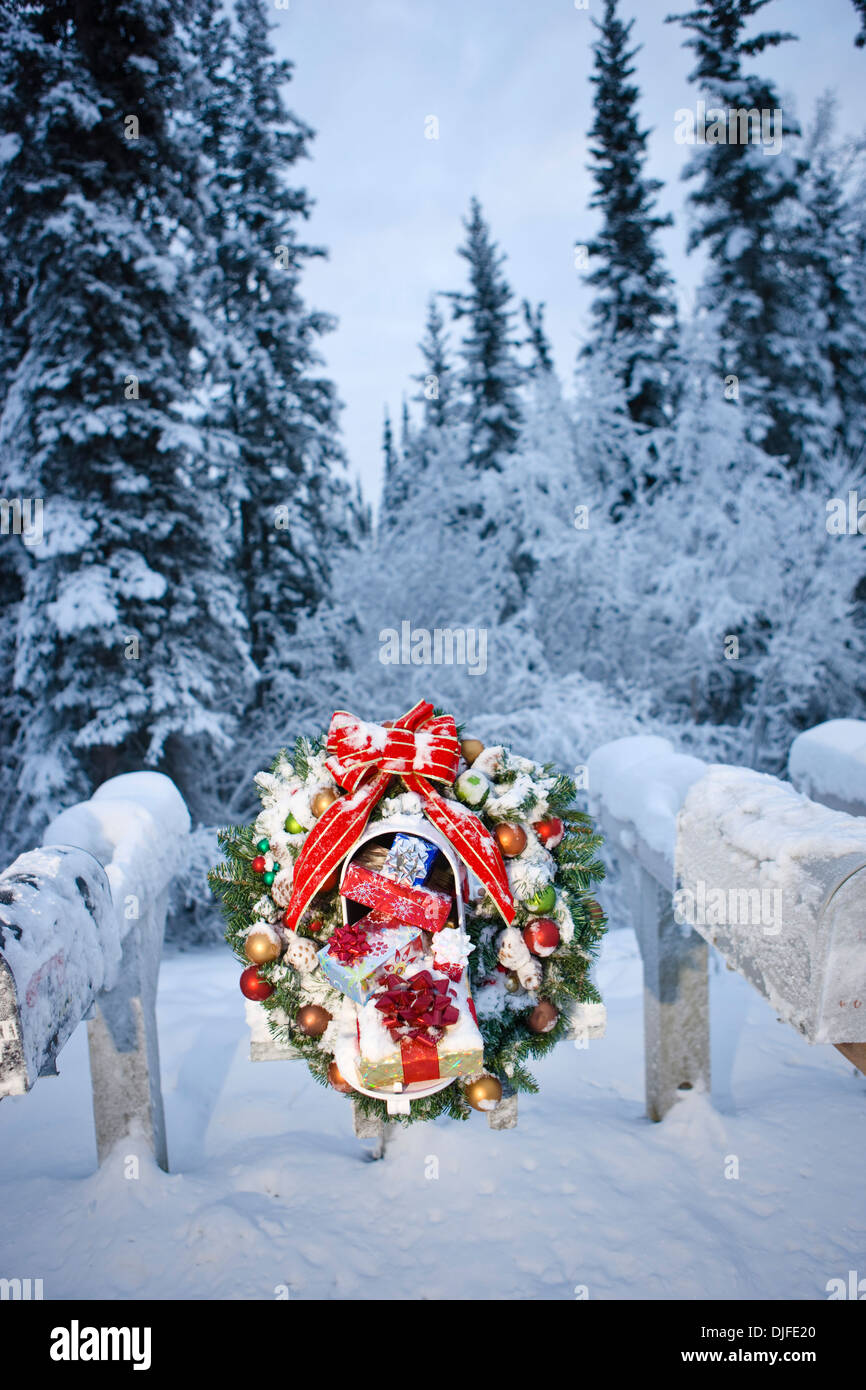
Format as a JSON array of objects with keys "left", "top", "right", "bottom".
[
  {"left": 517, "top": 957, "right": 543, "bottom": 992},
  {"left": 270, "top": 867, "right": 294, "bottom": 908},
  {"left": 498, "top": 926, "right": 530, "bottom": 971},
  {"left": 285, "top": 934, "right": 319, "bottom": 974}
]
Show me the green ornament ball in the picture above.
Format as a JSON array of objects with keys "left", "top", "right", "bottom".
[
  {"left": 285, "top": 813, "right": 304, "bottom": 835},
  {"left": 455, "top": 769, "right": 491, "bottom": 808},
  {"left": 263, "top": 870, "right": 276, "bottom": 887},
  {"left": 256, "top": 838, "right": 270, "bottom": 854},
  {"left": 526, "top": 883, "right": 556, "bottom": 914}
]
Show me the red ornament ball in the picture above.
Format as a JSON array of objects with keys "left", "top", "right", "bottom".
[
  {"left": 523, "top": 917, "right": 561, "bottom": 957},
  {"left": 532, "top": 816, "right": 564, "bottom": 848},
  {"left": 527, "top": 1000, "right": 559, "bottom": 1034},
  {"left": 316, "top": 868, "right": 340, "bottom": 894},
  {"left": 251, "top": 855, "right": 266, "bottom": 874},
  {"left": 240, "top": 965, "right": 274, "bottom": 1001},
  {"left": 327, "top": 1060, "right": 355, "bottom": 1094}
]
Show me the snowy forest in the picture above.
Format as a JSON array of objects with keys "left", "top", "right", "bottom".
[{"left": 1, "top": 0, "right": 865, "bottom": 941}]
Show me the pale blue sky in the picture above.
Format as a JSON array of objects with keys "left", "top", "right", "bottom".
[{"left": 272, "top": 0, "right": 865, "bottom": 501}]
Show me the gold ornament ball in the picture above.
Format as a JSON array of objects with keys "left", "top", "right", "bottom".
[
  {"left": 460, "top": 737, "right": 485, "bottom": 765},
  {"left": 327, "top": 1059, "right": 355, "bottom": 1094},
  {"left": 311, "top": 787, "right": 339, "bottom": 818},
  {"left": 295, "top": 1004, "right": 332, "bottom": 1038},
  {"left": 244, "top": 931, "right": 282, "bottom": 965},
  {"left": 504, "top": 971, "right": 522, "bottom": 994},
  {"left": 528, "top": 1000, "right": 559, "bottom": 1034},
  {"left": 465, "top": 1075, "right": 503, "bottom": 1111},
  {"left": 494, "top": 822, "right": 527, "bottom": 858}
]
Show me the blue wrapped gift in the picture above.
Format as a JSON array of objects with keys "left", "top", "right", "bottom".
[
  {"left": 317, "top": 921, "right": 424, "bottom": 1005},
  {"left": 381, "top": 834, "right": 438, "bottom": 888}
]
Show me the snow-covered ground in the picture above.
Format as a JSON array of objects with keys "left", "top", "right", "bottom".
[{"left": 0, "top": 928, "right": 863, "bottom": 1301}]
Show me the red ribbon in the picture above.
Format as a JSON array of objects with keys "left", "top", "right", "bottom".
[
  {"left": 374, "top": 969, "right": 459, "bottom": 1042},
  {"left": 375, "top": 969, "right": 462, "bottom": 1086},
  {"left": 399, "top": 1036, "right": 441, "bottom": 1085},
  {"left": 281, "top": 701, "right": 515, "bottom": 930},
  {"left": 326, "top": 922, "right": 379, "bottom": 965}
]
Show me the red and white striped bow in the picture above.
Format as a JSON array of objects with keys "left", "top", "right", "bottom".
[{"left": 280, "top": 700, "right": 515, "bottom": 930}]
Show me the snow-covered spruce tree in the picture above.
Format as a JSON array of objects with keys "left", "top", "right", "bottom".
[
  {"left": 0, "top": 1, "right": 33, "bottom": 854},
  {"left": 614, "top": 311, "right": 774, "bottom": 729},
  {"left": 194, "top": 0, "right": 354, "bottom": 706},
  {"left": 0, "top": 1, "right": 29, "bottom": 416},
  {"left": 382, "top": 297, "right": 458, "bottom": 524},
  {"left": 354, "top": 204, "right": 535, "bottom": 669},
  {"left": 522, "top": 301, "right": 555, "bottom": 377},
  {"left": 378, "top": 406, "right": 405, "bottom": 519},
  {"left": 583, "top": 0, "right": 676, "bottom": 436},
  {"left": 445, "top": 198, "right": 523, "bottom": 472},
  {"left": 573, "top": 333, "right": 653, "bottom": 519},
  {"left": 0, "top": 0, "right": 252, "bottom": 840},
  {"left": 667, "top": 1, "right": 821, "bottom": 471},
  {"left": 414, "top": 296, "right": 456, "bottom": 430},
  {"left": 788, "top": 96, "right": 866, "bottom": 466},
  {"left": 584, "top": 310, "right": 866, "bottom": 762},
  {"left": 378, "top": 298, "right": 459, "bottom": 538}
]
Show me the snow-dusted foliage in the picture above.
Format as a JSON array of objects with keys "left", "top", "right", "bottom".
[
  {"left": 0, "top": 0, "right": 864, "bottom": 949},
  {"left": 0, "top": 0, "right": 357, "bottom": 862},
  {"left": 341, "top": 271, "right": 865, "bottom": 781},
  {"left": 0, "top": 0, "right": 252, "bottom": 843}
]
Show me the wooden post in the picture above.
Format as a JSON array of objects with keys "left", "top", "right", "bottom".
[
  {"left": 352, "top": 1100, "right": 386, "bottom": 1158},
  {"left": 834, "top": 1043, "right": 866, "bottom": 1077},
  {"left": 488, "top": 1093, "right": 518, "bottom": 1129},
  {"left": 632, "top": 864, "right": 710, "bottom": 1122}
]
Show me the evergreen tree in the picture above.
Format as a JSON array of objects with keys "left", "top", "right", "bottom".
[
  {"left": 790, "top": 96, "right": 866, "bottom": 464},
  {"left": 446, "top": 198, "right": 522, "bottom": 470},
  {"left": 522, "top": 300, "right": 555, "bottom": 376},
  {"left": 574, "top": 334, "right": 652, "bottom": 515},
  {"left": 413, "top": 296, "right": 455, "bottom": 428},
  {"left": 584, "top": 0, "right": 675, "bottom": 428},
  {"left": 667, "top": 1, "right": 812, "bottom": 467},
  {"left": 378, "top": 405, "right": 402, "bottom": 518},
  {"left": 195, "top": 0, "right": 352, "bottom": 687},
  {"left": 0, "top": 0, "right": 252, "bottom": 834},
  {"left": 382, "top": 406, "right": 397, "bottom": 474},
  {"left": 400, "top": 397, "right": 412, "bottom": 461},
  {"left": 0, "top": 2, "right": 29, "bottom": 415},
  {"left": 853, "top": 0, "right": 866, "bottom": 47}
]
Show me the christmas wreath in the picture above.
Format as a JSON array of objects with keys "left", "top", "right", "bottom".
[{"left": 209, "top": 701, "right": 607, "bottom": 1125}]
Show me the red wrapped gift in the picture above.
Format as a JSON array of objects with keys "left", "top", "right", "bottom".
[
  {"left": 340, "top": 861, "right": 451, "bottom": 933},
  {"left": 357, "top": 969, "right": 483, "bottom": 1088}
]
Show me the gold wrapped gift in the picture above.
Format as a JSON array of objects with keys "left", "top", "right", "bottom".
[{"left": 356, "top": 972, "right": 483, "bottom": 1089}]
